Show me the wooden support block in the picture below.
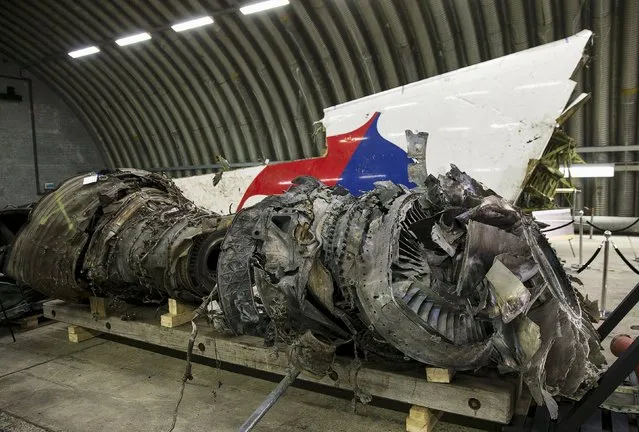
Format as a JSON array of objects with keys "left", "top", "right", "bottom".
[
  {"left": 406, "top": 406, "right": 442, "bottom": 432},
  {"left": 409, "top": 406, "right": 435, "bottom": 423},
  {"left": 68, "top": 325, "right": 101, "bottom": 343},
  {"left": 12, "top": 314, "right": 41, "bottom": 329},
  {"left": 426, "top": 367, "right": 455, "bottom": 383},
  {"left": 20, "top": 316, "right": 39, "bottom": 329},
  {"left": 160, "top": 299, "right": 194, "bottom": 328},
  {"left": 160, "top": 312, "right": 193, "bottom": 328},
  {"left": 89, "top": 296, "right": 108, "bottom": 318},
  {"left": 168, "top": 298, "right": 190, "bottom": 316}
]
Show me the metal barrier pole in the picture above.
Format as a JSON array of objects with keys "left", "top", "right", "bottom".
[
  {"left": 578, "top": 210, "right": 584, "bottom": 266},
  {"left": 589, "top": 208, "right": 594, "bottom": 239},
  {"left": 601, "top": 230, "right": 612, "bottom": 318},
  {"left": 572, "top": 210, "right": 585, "bottom": 270},
  {"left": 239, "top": 367, "right": 301, "bottom": 432}
]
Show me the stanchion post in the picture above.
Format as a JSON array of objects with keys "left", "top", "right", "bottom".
[
  {"left": 572, "top": 210, "right": 585, "bottom": 270},
  {"left": 589, "top": 208, "right": 594, "bottom": 239},
  {"left": 601, "top": 230, "right": 612, "bottom": 318},
  {"left": 578, "top": 210, "right": 584, "bottom": 266}
]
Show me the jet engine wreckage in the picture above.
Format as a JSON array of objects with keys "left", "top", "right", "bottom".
[
  {"left": 3, "top": 169, "right": 231, "bottom": 304},
  {"left": 2, "top": 166, "right": 605, "bottom": 422},
  {"left": 217, "top": 166, "right": 605, "bottom": 418}
]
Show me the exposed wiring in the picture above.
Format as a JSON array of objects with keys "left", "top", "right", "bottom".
[{"left": 167, "top": 287, "right": 217, "bottom": 432}]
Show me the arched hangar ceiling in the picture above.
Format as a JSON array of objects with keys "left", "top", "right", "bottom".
[{"left": 0, "top": 0, "right": 637, "bottom": 215}]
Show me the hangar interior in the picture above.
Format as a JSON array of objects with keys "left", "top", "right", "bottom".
[{"left": 1, "top": 1, "right": 639, "bottom": 431}]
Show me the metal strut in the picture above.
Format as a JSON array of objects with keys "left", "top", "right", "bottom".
[{"left": 239, "top": 367, "right": 301, "bottom": 432}]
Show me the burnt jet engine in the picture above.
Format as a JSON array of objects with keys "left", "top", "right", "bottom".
[
  {"left": 217, "top": 167, "right": 605, "bottom": 418},
  {"left": 4, "top": 169, "right": 230, "bottom": 303}
]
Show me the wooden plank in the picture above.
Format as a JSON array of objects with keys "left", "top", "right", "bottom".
[
  {"left": 68, "top": 325, "right": 102, "bottom": 343},
  {"left": 43, "top": 300, "right": 516, "bottom": 423},
  {"left": 89, "top": 297, "right": 107, "bottom": 318},
  {"left": 425, "top": 367, "right": 455, "bottom": 383}
]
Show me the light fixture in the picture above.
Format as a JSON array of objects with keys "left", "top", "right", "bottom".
[
  {"left": 171, "top": 16, "right": 214, "bottom": 32},
  {"left": 240, "top": 0, "right": 289, "bottom": 15},
  {"left": 560, "top": 163, "right": 615, "bottom": 178},
  {"left": 116, "top": 32, "right": 152, "bottom": 47},
  {"left": 68, "top": 46, "right": 100, "bottom": 58}
]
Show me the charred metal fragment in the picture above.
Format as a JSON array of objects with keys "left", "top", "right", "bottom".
[
  {"left": 5, "top": 169, "right": 230, "bottom": 303},
  {"left": 218, "top": 167, "right": 604, "bottom": 418}
]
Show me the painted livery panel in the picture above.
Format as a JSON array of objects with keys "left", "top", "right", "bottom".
[
  {"left": 236, "top": 113, "right": 415, "bottom": 209},
  {"left": 175, "top": 31, "right": 592, "bottom": 213}
]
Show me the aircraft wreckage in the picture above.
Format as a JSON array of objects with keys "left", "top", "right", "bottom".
[{"left": 2, "top": 165, "right": 605, "bottom": 420}]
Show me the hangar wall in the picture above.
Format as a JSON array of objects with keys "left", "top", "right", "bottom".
[
  {"left": 1, "top": 1, "right": 637, "bottom": 216},
  {"left": 0, "top": 55, "right": 105, "bottom": 206}
]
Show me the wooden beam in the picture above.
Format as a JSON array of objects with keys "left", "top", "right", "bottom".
[{"left": 43, "top": 300, "right": 516, "bottom": 423}]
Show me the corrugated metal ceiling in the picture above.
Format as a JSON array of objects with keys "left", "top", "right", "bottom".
[{"left": 0, "top": 0, "right": 636, "bottom": 215}]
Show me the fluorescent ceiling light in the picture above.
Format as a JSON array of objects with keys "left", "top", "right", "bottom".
[
  {"left": 116, "top": 32, "right": 152, "bottom": 46},
  {"left": 240, "top": 0, "right": 289, "bottom": 15},
  {"left": 560, "top": 163, "right": 615, "bottom": 178},
  {"left": 171, "top": 16, "right": 214, "bottom": 32},
  {"left": 68, "top": 46, "right": 100, "bottom": 58}
]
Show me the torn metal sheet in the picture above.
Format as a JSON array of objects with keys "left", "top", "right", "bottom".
[{"left": 486, "top": 259, "right": 531, "bottom": 323}]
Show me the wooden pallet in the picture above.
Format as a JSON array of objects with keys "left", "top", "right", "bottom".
[{"left": 43, "top": 300, "right": 517, "bottom": 424}]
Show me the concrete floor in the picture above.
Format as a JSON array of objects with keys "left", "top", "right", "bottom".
[
  {"left": 0, "top": 324, "right": 416, "bottom": 432},
  {"left": 0, "top": 233, "right": 637, "bottom": 432}
]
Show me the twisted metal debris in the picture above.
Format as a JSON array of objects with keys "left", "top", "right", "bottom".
[
  {"left": 217, "top": 167, "right": 605, "bottom": 418},
  {"left": 5, "top": 169, "right": 231, "bottom": 303},
  {"left": 3, "top": 167, "right": 605, "bottom": 419}
]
